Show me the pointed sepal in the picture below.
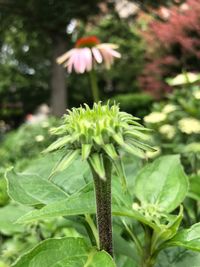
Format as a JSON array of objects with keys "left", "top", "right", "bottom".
[
  {"left": 113, "top": 157, "right": 127, "bottom": 192},
  {"left": 43, "top": 136, "right": 72, "bottom": 153},
  {"left": 123, "top": 143, "right": 145, "bottom": 158},
  {"left": 88, "top": 153, "right": 106, "bottom": 180},
  {"left": 103, "top": 144, "right": 118, "bottom": 160},
  {"left": 82, "top": 144, "right": 92, "bottom": 160},
  {"left": 49, "top": 150, "right": 80, "bottom": 179}
]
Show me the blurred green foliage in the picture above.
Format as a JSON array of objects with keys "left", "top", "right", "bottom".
[
  {"left": 0, "top": 177, "right": 9, "bottom": 207},
  {"left": 0, "top": 117, "right": 59, "bottom": 168},
  {"left": 144, "top": 82, "right": 200, "bottom": 174},
  {"left": 110, "top": 92, "right": 153, "bottom": 117}
]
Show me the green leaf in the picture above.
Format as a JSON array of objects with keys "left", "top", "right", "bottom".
[
  {"left": 134, "top": 155, "right": 189, "bottom": 213},
  {"left": 49, "top": 150, "right": 80, "bottom": 178},
  {"left": 151, "top": 206, "right": 183, "bottom": 251},
  {"left": 113, "top": 228, "right": 139, "bottom": 261},
  {"left": 24, "top": 154, "right": 91, "bottom": 195},
  {"left": 187, "top": 175, "right": 200, "bottom": 201},
  {"left": 165, "top": 223, "right": 200, "bottom": 252},
  {"left": 113, "top": 205, "right": 161, "bottom": 232},
  {"left": 84, "top": 250, "right": 116, "bottom": 267},
  {"left": 88, "top": 153, "right": 105, "bottom": 180},
  {"left": 6, "top": 169, "right": 68, "bottom": 206},
  {"left": 17, "top": 189, "right": 161, "bottom": 232},
  {"left": 43, "top": 136, "right": 72, "bottom": 153},
  {"left": 12, "top": 237, "right": 116, "bottom": 267},
  {"left": 157, "top": 248, "right": 200, "bottom": 267},
  {"left": 161, "top": 206, "right": 183, "bottom": 240},
  {"left": 17, "top": 191, "right": 95, "bottom": 224},
  {"left": 0, "top": 203, "right": 31, "bottom": 235}
]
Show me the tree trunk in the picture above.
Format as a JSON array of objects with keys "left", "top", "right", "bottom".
[{"left": 50, "top": 35, "right": 67, "bottom": 116}]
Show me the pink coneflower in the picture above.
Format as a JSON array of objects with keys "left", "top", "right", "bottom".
[{"left": 57, "top": 36, "right": 121, "bottom": 74}]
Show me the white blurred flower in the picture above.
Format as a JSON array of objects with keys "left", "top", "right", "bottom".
[
  {"left": 35, "top": 135, "right": 44, "bottom": 142},
  {"left": 159, "top": 124, "right": 176, "bottom": 139},
  {"left": 144, "top": 112, "right": 166, "bottom": 124},
  {"left": 193, "top": 90, "right": 200, "bottom": 100},
  {"left": 115, "top": 0, "right": 139, "bottom": 19},
  {"left": 162, "top": 104, "right": 177, "bottom": 114},
  {"left": 178, "top": 118, "right": 200, "bottom": 134},
  {"left": 41, "top": 121, "right": 49, "bottom": 128},
  {"left": 167, "top": 72, "right": 200, "bottom": 86}
]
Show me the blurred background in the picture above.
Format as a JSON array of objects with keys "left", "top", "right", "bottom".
[
  {"left": 0, "top": 0, "right": 199, "bottom": 126},
  {"left": 0, "top": 0, "right": 200, "bottom": 266}
]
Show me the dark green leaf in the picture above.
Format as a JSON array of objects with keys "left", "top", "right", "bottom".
[
  {"left": 166, "top": 223, "right": 200, "bottom": 252},
  {"left": 6, "top": 169, "right": 68, "bottom": 206}
]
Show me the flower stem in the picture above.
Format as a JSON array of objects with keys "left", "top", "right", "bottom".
[
  {"left": 89, "top": 156, "right": 113, "bottom": 256},
  {"left": 89, "top": 70, "right": 100, "bottom": 102}
]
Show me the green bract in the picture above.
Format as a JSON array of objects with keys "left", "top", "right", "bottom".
[{"left": 45, "top": 102, "right": 154, "bottom": 180}]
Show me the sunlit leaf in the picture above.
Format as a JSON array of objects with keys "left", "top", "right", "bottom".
[{"left": 12, "top": 237, "right": 116, "bottom": 267}]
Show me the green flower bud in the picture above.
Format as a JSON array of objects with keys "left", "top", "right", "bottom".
[{"left": 45, "top": 102, "right": 155, "bottom": 181}]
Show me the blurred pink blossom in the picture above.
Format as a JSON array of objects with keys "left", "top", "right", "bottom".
[{"left": 57, "top": 36, "right": 121, "bottom": 74}]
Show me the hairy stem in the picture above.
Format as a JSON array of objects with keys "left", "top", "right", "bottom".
[
  {"left": 89, "top": 70, "right": 100, "bottom": 102},
  {"left": 89, "top": 156, "right": 113, "bottom": 256}
]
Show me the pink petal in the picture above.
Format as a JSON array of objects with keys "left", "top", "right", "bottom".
[
  {"left": 106, "top": 48, "right": 121, "bottom": 58},
  {"left": 92, "top": 47, "right": 103, "bottom": 63},
  {"left": 77, "top": 50, "right": 86, "bottom": 73},
  {"left": 97, "top": 44, "right": 121, "bottom": 69},
  {"left": 66, "top": 58, "right": 74, "bottom": 73},
  {"left": 63, "top": 48, "right": 92, "bottom": 73},
  {"left": 57, "top": 49, "right": 75, "bottom": 65},
  {"left": 64, "top": 53, "right": 76, "bottom": 73},
  {"left": 83, "top": 48, "right": 93, "bottom": 71},
  {"left": 98, "top": 49, "right": 113, "bottom": 69},
  {"left": 79, "top": 48, "right": 93, "bottom": 73},
  {"left": 97, "top": 43, "right": 119, "bottom": 49},
  {"left": 74, "top": 51, "right": 82, "bottom": 73}
]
